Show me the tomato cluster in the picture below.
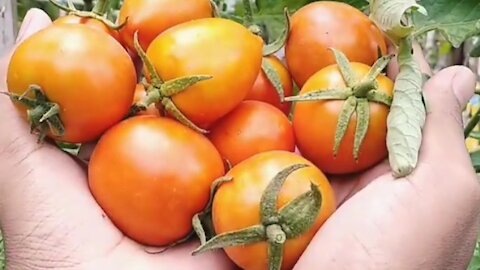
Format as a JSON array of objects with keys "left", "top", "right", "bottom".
[{"left": 6, "top": 1, "right": 394, "bottom": 269}]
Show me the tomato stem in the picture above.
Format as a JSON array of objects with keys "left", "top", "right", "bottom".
[
  {"left": 242, "top": 0, "right": 254, "bottom": 27},
  {"left": 465, "top": 108, "right": 480, "bottom": 139},
  {"left": 353, "top": 79, "right": 377, "bottom": 98}
]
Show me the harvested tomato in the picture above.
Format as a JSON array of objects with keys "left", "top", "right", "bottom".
[
  {"left": 132, "top": 84, "right": 161, "bottom": 116},
  {"left": 53, "top": 15, "right": 121, "bottom": 42},
  {"left": 291, "top": 60, "right": 394, "bottom": 174},
  {"left": 285, "top": 1, "right": 387, "bottom": 87},
  {"left": 119, "top": 0, "right": 213, "bottom": 52},
  {"left": 144, "top": 18, "right": 263, "bottom": 130},
  {"left": 204, "top": 151, "right": 336, "bottom": 270},
  {"left": 7, "top": 24, "right": 136, "bottom": 143},
  {"left": 209, "top": 101, "right": 295, "bottom": 166},
  {"left": 245, "top": 56, "right": 294, "bottom": 115},
  {"left": 88, "top": 116, "right": 225, "bottom": 246}
]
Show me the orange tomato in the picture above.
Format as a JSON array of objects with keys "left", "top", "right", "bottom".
[
  {"left": 245, "top": 56, "right": 294, "bottom": 115},
  {"left": 212, "top": 151, "right": 336, "bottom": 270},
  {"left": 88, "top": 116, "right": 225, "bottom": 246},
  {"left": 208, "top": 101, "right": 295, "bottom": 166},
  {"left": 146, "top": 18, "right": 263, "bottom": 129},
  {"left": 292, "top": 63, "right": 394, "bottom": 174},
  {"left": 7, "top": 24, "right": 136, "bottom": 143},
  {"left": 133, "top": 84, "right": 161, "bottom": 116},
  {"left": 285, "top": 1, "right": 387, "bottom": 87},
  {"left": 53, "top": 15, "right": 121, "bottom": 42},
  {"left": 118, "top": 0, "right": 213, "bottom": 52}
]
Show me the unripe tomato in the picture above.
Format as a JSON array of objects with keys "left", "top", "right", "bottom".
[
  {"left": 212, "top": 151, "right": 336, "bottom": 270},
  {"left": 146, "top": 18, "right": 263, "bottom": 129},
  {"left": 292, "top": 63, "right": 394, "bottom": 174},
  {"left": 118, "top": 0, "right": 213, "bottom": 52},
  {"left": 245, "top": 56, "right": 294, "bottom": 115},
  {"left": 88, "top": 116, "right": 225, "bottom": 246},
  {"left": 208, "top": 101, "right": 295, "bottom": 166},
  {"left": 53, "top": 15, "right": 121, "bottom": 42},
  {"left": 285, "top": 1, "right": 387, "bottom": 87},
  {"left": 7, "top": 24, "right": 136, "bottom": 143}
]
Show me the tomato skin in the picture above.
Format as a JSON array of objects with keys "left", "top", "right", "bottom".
[
  {"left": 53, "top": 15, "right": 121, "bottom": 42},
  {"left": 118, "top": 0, "right": 213, "bottom": 52},
  {"left": 212, "top": 151, "right": 336, "bottom": 270},
  {"left": 7, "top": 24, "right": 136, "bottom": 143},
  {"left": 245, "top": 56, "right": 294, "bottom": 115},
  {"left": 88, "top": 116, "right": 225, "bottom": 246},
  {"left": 147, "top": 18, "right": 264, "bottom": 129},
  {"left": 293, "top": 63, "right": 394, "bottom": 175},
  {"left": 285, "top": 1, "right": 387, "bottom": 87},
  {"left": 208, "top": 101, "right": 295, "bottom": 166},
  {"left": 133, "top": 84, "right": 162, "bottom": 116}
]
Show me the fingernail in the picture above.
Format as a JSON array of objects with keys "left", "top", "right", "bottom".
[
  {"left": 452, "top": 67, "right": 476, "bottom": 108},
  {"left": 16, "top": 10, "right": 36, "bottom": 43}
]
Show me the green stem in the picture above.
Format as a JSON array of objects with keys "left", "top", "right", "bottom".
[
  {"left": 92, "top": 0, "right": 110, "bottom": 15},
  {"left": 242, "top": 0, "right": 254, "bottom": 26},
  {"left": 465, "top": 108, "right": 480, "bottom": 138},
  {"left": 353, "top": 80, "right": 376, "bottom": 98}
]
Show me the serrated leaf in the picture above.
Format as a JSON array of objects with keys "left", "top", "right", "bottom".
[
  {"left": 369, "top": 0, "right": 428, "bottom": 44},
  {"left": 413, "top": 0, "right": 480, "bottom": 48}
]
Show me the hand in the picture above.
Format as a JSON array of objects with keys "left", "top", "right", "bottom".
[{"left": 0, "top": 9, "right": 235, "bottom": 270}]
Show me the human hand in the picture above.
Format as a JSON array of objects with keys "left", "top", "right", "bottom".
[{"left": 0, "top": 8, "right": 236, "bottom": 270}]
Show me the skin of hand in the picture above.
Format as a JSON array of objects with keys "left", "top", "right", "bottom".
[{"left": 1, "top": 8, "right": 479, "bottom": 270}]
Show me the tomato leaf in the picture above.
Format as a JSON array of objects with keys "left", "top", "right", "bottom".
[
  {"left": 413, "top": 0, "right": 480, "bottom": 48},
  {"left": 386, "top": 38, "right": 426, "bottom": 178},
  {"left": 470, "top": 151, "right": 480, "bottom": 173}
]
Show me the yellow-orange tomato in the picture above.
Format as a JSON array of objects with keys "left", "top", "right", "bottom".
[
  {"left": 53, "top": 15, "right": 121, "bottom": 42},
  {"left": 245, "top": 56, "right": 294, "bottom": 115},
  {"left": 133, "top": 84, "right": 161, "bottom": 116},
  {"left": 212, "top": 151, "right": 336, "bottom": 270},
  {"left": 208, "top": 100, "right": 295, "bottom": 166},
  {"left": 293, "top": 63, "right": 394, "bottom": 174},
  {"left": 285, "top": 1, "right": 387, "bottom": 87},
  {"left": 88, "top": 116, "right": 225, "bottom": 246},
  {"left": 146, "top": 18, "right": 263, "bottom": 129},
  {"left": 118, "top": 0, "right": 213, "bottom": 52},
  {"left": 7, "top": 24, "right": 136, "bottom": 143}
]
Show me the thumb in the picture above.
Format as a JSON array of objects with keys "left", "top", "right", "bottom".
[
  {"left": 16, "top": 8, "right": 52, "bottom": 44},
  {"left": 419, "top": 65, "right": 476, "bottom": 165}
]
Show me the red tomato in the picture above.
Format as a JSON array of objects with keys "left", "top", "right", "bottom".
[
  {"left": 292, "top": 63, "right": 394, "bottom": 174},
  {"left": 53, "top": 15, "right": 121, "bottom": 42},
  {"left": 208, "top": 101, "right": 295, "bottom": 166},
  {"left": 118, "top": 0, "right": 213, "bottom": 52},
  {"left": 88, "top": 116, "right": 225, "bottom": 246},
  {"left": 285, "top": 1, "right": 387, "bottom": 87},
  {"left": 245, "top": 56, "right": 294, "bottom": 115},
  {"left": 7, "top": 24, "right": 136, "bottom": 143}
]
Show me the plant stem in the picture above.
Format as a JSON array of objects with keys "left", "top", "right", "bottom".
[
  {"left": 83, "top": 0, "right": 93, "bottom": 11},
  {"left": 353, "top": 80, "right": 376, "bottom": 98},
  {"left": 465, "top": 108, "right": 480, "bottom": 138},
  {"left": 242, "top": 0, "right": 254, "bottom": 26},
  {"left": 92, "top": 0, "right": 109, "bottom": 15}
]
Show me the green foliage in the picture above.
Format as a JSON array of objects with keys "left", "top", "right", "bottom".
[
  {"left": 17, "top": 0, "right": 60, "bottom": 22},
  {"left": 0, "top": 232, "right": 4, "bottom": 270},
  {"left": 468, "top": 237, "right": 480, "bottom": 270}
]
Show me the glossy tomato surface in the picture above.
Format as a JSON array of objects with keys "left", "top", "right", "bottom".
[
  {"left": 119, "top": 0, "right": 213, "bottom": 52},
  {"left": 212, "top": 151, "right": 336, "bottom": 270},
  {"left": 7, "top": 24, "right": 136, "bottom": 143},
  {"left": 146, "top": 18, "right": 263, "bottom": 129},
  {"left": 293, "top": 63, "right": 394, "bottom": 174},
  {"left": 245, "top": 55, "right": 294, "bottom": 115},
  {"left": 285, "top": 1, "right": 387, "bottom": 87},
  {"left": 88, "top": 116, "right": 225, "bottom": 246},
  {"left": 208, "top": 101, "right": 295, "bottom": 166},
  {"left": 53, "top": 15, "right": 121, "bottom": 42}
]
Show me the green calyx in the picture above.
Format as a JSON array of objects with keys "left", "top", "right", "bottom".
[
  {"left": 5, "top": 85, "right": 64, "bottom": 143},
  {"left": 49, "top": 0, "right": 127, "bottom": 30},
  {"left": 284, "top": 49, "right": 394, "bottom": 160},
  {"left": 192, "top": 164, "right": 323, "bottom": 270},
  {"left": 130, "top": 32, "right": 212, "bottom": 134}
]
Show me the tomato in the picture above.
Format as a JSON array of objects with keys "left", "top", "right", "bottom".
[
  {"left": 212, "top": 150, "right": 336, "bottom": 270},
  {"left": 7, "top": 24, "right": 136, "bottom": 143},
  {"left": 292, "top": 63, "right": 394, "bottom": 175},
  {"left": 208, "top": 100, "right": 295, "bottom": 166},
  {"left": 119, "top": 0, "right": 213, "bottom": 52},
  {"left": 88, "top": 116, "right": 225, "bottom": 246},
  {"left": 53, "top": 15, "right": 121, "bottom": 42},
  {"left": 245, "top": 56, "right": 294, "bottom": 115},
  {"left": 146, "top": 18, "right": 263, "bottom": 129},
  {"left": 285, "top": 1, "right": 387, "bottom": 87},
  {"left": 133, "top": 84, "right": 161, "bottom": 116}
]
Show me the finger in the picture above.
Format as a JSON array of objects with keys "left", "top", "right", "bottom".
[
  {"left": 386, "top": 42, "right": 432, "bottom": 80},
  {"left": 419, "top": 65, "right": 476, "bottom": 167}
]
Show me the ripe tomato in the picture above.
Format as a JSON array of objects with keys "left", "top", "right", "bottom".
[
  {"left": 245, "top": 56, "right": 294, "bottom": 115},
  {"left": 292, "top": 63, "right": 394, "bottom": 174},
  {"left": 118, "top": 0, "right": 213, "bottom": 52},
  {"left": 285, "top": 1, "right": 387, "bottom": 87},
  {"left": 88, "top": 116, "right": 225, "bottom": 246},
  {"left": 208, "top": 100, "right": 295, "bottom": 166},
  {"left": 146, "top": 18, "right": 263, "bottom": 129},
  {"left": 212, "top": 150, "right": 336, "bottom": 270},
  {"left": 53, "top": 15, "right": 121, "bottom": 42},
  {"left": 7, "top": 24, "right": 136, "bottom": 143},
  {"left": 133, "top": 84, "right": 161, "bottom": 116}
]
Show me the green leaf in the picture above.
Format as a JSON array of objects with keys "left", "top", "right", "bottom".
[
  {"left": 413, "top": 0, "right": 480, "bottom": 48},
  {"left": 0, "top": 231, "right": 4, "bottom": 270},
  {"left": 386, "top": 38, "right": 426, "bottom": 178},
  {"left": 470, "top": 151, "right": 480, "bottom": 173}
]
